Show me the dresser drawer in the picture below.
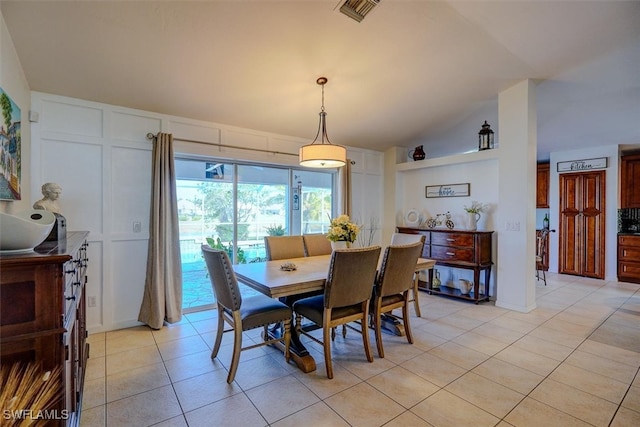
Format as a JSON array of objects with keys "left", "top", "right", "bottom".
[
  {"left": 431, "top": 245, "right": 475, "bottom": 262},
  {"left": 431, "top": 232, "right": 474, "bottom": 248},
  {"left": 619, "top": 261, "right": 640, "bottom": 277},
  {"left": 619, "top": 235, "right": 640, "bottom": 247},
  {"left": 619, "top": 245, "right": 640, "bottom": 262}
]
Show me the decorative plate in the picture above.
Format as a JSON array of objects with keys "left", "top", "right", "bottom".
[{"left": 404, "top": 209, "right": 422, "bottom": 227}]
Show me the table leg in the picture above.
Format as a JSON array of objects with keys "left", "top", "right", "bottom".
[
  {"left": 265, "top": 322, "right": 316, "bottom": 373},
  {"left": 412, "top": 273, "right": 422, "bottom": 317}
]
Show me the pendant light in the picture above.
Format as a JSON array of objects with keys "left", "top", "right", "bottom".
[{"left": 299, "top": 77, "right": 347, "bottom": 168}]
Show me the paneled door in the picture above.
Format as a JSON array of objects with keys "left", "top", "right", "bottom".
[{"left": 559, "top": 170, "right": 605, "bottom": 279}]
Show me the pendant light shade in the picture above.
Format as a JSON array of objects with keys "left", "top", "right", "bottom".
[{"left": 299, "top": 77, "right": 347, "bottom": 168}]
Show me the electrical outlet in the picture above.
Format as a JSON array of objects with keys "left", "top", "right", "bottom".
[
  {"left": 88, "top": 296, "right": 97, "bottom": 307},
  {"left": 505, "top": 221, "right": 521, "bottom": 231},
  {"left": 133, "top": 221, "right": 142, "bottom": 233}
]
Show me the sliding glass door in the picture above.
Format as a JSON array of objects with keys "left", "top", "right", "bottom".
[{"left": 175, "top": 158, "right": 335, "bottom": 311}]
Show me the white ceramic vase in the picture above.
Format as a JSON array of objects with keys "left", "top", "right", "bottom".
[
  {"left": 330, "top": 241, "right": 350, "bottom": 250},
  {"left": 467, "top": 212, "right": 481, "bottom": 231},
  {"left": 458, "top": 279, "right": 473, "bottom": 295}
]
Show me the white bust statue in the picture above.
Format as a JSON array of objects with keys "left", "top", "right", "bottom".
[{"left": 33, "top": 182, "right": 63, "bottom": 214}]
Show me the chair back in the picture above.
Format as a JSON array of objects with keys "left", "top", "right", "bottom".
[
  {"left": 303, "top": 234, "right": 332, "bottom": 256},
  {"left": 201, "top": 245, "right": 242, "bottom": 311},
  {"left": 390, "top": 232, "right": 425, "bottom": 246},
  {"left": 325, "top": 246, "right": 381, "bottom": 308},
  {"left": 376, "top": 242, "right": 424, "bottom": 297},
  {"left": 536, "top": 229, "right": 550, "bottom": 259},
  {"left": 264, "top": 235, "right": 306, "bottom": 260}
]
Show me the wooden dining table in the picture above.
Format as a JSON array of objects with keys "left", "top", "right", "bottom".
[{"left": 233, "top": 254, "right": 436, "bottom": 373}]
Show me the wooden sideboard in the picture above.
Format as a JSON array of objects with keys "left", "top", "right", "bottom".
[
  {"left": 1, "top": 231, "right": 89, "bottom": 427},
  {"left": 396, "top": 227, "right": 493, "bottom": 303}
]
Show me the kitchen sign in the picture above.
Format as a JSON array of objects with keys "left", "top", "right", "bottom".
[{"left": 557, "top": 157, "right": 608, "bottom": 172}]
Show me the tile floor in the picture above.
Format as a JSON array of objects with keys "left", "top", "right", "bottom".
[{"left": 80, "top": 273, "right": 640, "bottom": 426}]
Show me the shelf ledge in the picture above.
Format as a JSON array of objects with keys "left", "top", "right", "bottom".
[{"left": 396, "top": 148, "right": 499, "bottom": 172}]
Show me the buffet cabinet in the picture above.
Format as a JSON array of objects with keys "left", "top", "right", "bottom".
[
  {"left": 0, "top": 231, "right": 89, "bottom": 427},
  {"left": 618, "top": 234, "right": 640, "bottom": 284},
  {"left": 396, "top": 227, "right": 493, "bottom": 303}
]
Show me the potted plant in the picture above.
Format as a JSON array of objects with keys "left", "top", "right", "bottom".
[{"left": 326, "top": 215, "right": 360, "bottom": 249}]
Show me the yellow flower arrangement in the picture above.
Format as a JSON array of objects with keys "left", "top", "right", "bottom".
[{"left": 326, "top": 215, "right": 360, "bottom": 243}]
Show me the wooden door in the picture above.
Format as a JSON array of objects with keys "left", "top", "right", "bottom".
[{"left": 559, "top": 170, "right": 605, "bottom": 279}]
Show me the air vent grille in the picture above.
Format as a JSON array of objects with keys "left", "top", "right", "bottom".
[{"left": 339, "top": 0, "right": 380, "bottom": 23}]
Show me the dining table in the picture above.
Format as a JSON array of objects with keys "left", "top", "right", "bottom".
[{"left": 233, "top": 254, "right": 436, "bottom": 373}]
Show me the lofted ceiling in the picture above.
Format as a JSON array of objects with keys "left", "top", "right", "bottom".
[{"left": 2, "top": 1, "right": 639, "bottom": 161}]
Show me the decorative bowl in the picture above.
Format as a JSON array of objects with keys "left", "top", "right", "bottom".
[{"left": 0, "top": 210, "right": 56, "bottom": 253}]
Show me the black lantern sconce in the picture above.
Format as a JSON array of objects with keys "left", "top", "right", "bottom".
[{"left": 478, "top": 120, "right": 494, "bottom": 151}]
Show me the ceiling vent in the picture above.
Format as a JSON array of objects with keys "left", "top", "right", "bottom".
[{"left": 339, "top": 0, "right": 380, "bottom": 23}]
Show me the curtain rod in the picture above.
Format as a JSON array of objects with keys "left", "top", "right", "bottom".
[{"left": 146, "top": 132, "right": 298, "bottom": 157}]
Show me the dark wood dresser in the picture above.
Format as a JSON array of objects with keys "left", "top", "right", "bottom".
[
  {"left": 1, "top": 231, "right": 89, "bottom": 426},
  {"left": 618, "top": 234, "right": 640, "bottom": 284},
  {"left": 396, "top": 227, "right": 493, "bottom": 303}
]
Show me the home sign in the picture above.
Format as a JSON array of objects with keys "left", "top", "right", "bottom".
[{"left": 425, "top": 183, "right": 470, "bottom": 198}]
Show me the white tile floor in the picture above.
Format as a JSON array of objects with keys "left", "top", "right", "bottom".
[{"left": 80, "top": 273, "right": 640, "bottom": 426}]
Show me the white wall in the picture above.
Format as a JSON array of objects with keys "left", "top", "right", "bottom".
[
  {"left": 29, "top": 92, "right": 383, "bottom": 333},
  {"left": 393, "top": 150, "right": 499, "bottom": 295},
  {"left": 0, "top": 10, "right": 31, "bottom": 213}
]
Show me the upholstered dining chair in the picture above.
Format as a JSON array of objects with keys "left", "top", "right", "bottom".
[
  {"left": 264, "top": 235, "right": 306, "bottom": 261},
  {"left": 292, "top": 246, "right": 381, "bottom": 379},
  {"left": 371, "top": 241, "right": 424, "bottom": 358},
  {"left": 390, "top": 233, "right": 426, "bottom": 316},
  {"left": 201, "top": 245, "right": 292, "bottom": 384},
  {"left": 303, "top": 233, "right": 333, "bottom": 257}
]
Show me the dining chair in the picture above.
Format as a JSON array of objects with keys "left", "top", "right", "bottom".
[
  {"left": 201, "top": 245, "right": 292, "bottom": 384},
  {"left": 264, "top": 235, "right": 306, "bottom": 261},
  {"left": 371, "top": 241, "right": 424, "bottom": 358},
  {"left": 303, "top": 233, "right": 332, "bottom": 257},
  {"left": 535, "top": 228, "right": 550, "bottom": 286},
  {"left": 390, "top": 233, "right": 426, "bottom": 316},
  {"left": 292, "top": 246, "right": 381, "bottom": 379}
]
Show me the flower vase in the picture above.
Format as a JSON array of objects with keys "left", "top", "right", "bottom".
[
  {"left": 331, "top": 241, "right": 350, "bottom": 251},
  {"left": 467, "top": 212, "right": 481, "bottom": 231}
]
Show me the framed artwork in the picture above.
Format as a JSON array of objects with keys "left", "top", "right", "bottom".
[
  {"left": 0, "top": 87, "right": 21, "bottom": 200},
  {"left": 425, "top": 183, "right": 470, "bottom": 198}
]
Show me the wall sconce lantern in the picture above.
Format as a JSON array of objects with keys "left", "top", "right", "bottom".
[{"left": 478, "top": 120, "right": 494, "bottom": 151}]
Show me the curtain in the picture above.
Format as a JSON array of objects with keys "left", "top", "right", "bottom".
[
  {"left": 338, "top": 159, "right": 352, "bottom": 216},
  {"left": 138, "top": 132, "right": 183, "bottom": 329}
]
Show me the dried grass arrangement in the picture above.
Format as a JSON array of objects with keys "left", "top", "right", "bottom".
[{"left": 0, "top": 362, "right": 62, "bottom": 426}]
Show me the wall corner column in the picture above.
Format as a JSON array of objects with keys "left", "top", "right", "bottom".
[{"left": 495, "top": 79, "right": 538, "bottom": 312}]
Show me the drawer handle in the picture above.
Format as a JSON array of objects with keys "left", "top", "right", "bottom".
[
  {"left": 73, "top": 281, "right": 82, "bottom": 287},
  {"left": 446, "top": 252, "right": 455, "bottom": 256},
  {"left": 446, "top": 238, "right": 456, "bottom": 242},
  {"left": 66, "top": 296, "right": 76, "bottom": 301},
  {"left": 66, "top": 268, "right": 76, "bottom": 275}
]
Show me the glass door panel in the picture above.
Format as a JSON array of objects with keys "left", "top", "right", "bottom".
[
  {"left": 236, "top": 164, "right": 289, "bottom": 262},
  {"left": 175, "top": 158, "right": 335, "bottom": 312}
]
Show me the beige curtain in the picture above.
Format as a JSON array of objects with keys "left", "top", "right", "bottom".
[
  {"left": 138, "top": 132, "right": 182, "bottom": 329},
  {"left": 338, "top": 159, "right": 352, "bottom": 216}
]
